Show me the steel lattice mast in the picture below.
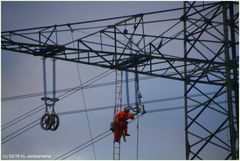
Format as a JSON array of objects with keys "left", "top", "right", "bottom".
[
  {"left": 1, "top": 1, "right": 238, "bottom": 159},
  {"left": 183, "top": 2, "right": 238, "bottom": 159}
]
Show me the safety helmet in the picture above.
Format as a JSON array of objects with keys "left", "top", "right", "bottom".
[{"left": 124, "top": 107, "right": 130, "bottom": 113}]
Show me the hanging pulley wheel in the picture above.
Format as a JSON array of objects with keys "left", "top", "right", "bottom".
[
  {"left": 40, "top": 113, "right": 60, "bottom": 131},
  {"left": 40, "top": 113, "right": 51, "bottom": 130},
  {"left": 49, "top": 114, "right": 60, "bottom": 131}
]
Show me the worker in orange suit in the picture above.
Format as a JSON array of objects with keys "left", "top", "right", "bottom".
[{"left": 114, "top": 107, "right": 134, "bottom": 142}]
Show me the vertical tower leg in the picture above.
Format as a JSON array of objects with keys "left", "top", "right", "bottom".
[{"left": 183, "top": 2, "right": 238, "bottom": 159}]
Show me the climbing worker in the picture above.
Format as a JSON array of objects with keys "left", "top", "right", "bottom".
[{"left": 114, "top": 107, "right": 134, "bottom": 142}]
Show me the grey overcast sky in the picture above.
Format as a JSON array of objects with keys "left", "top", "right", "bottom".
[{"left": 1, "top": 1, "right": 230, "bottom": 160}]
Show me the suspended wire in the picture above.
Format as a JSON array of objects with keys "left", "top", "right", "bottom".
[
  {"left": 136, "top": 116, "right": 140, "bottom": 160},
  {"left": 1, "top": 104, "right": 44, "bottom": 130},
  {"left": 55, "top": 130, "right": 112, "bottom": 160},
  {"left": 1, "top": 98, "right": 227, "bottom": 145},
  {"left": 2, "top": 18, "right": 181, "bottom": 37},
  {"left": 57, "top": 111, "right": 153, "bottom": 160},
  {"left": 56, "top": 96, "right": 228, "bottom": 160},
  {"left": 77, "top": 57, "right": 97, "bottom": 160},
  {"left": 1, "top": 69, "right": 114, "bottom": 131},
  {"left": 42, "top": 58, "right": 47, "bottom": 100},
  {"left": 57, "top": 110, "right": 236, "bottom": 160},
  {"left": 2, "top": 2, "right": 219, "bottom": 34},
  {"left": 71, "top": 30, "right": 97, "bottom": 160},
  {"left": 2, "top": 75, "right": 152, "bottom": 102},
  {"left": 58, "top": 70, "right": 113, "bottom": 101},
  {"left": 1, "top": 90, "right": 217, "bottom": 131},
  {"left": 1, "top": 70, "right": 112, "bottom": 130},
  {"left": 52, "top": 59, "right": 57, "bottom": 100},
  {"left": 130, "top": 31, "right": 140, "bottom": 160},
  {"left": 1, "top": 118, "right": 39, "bottom": 144},
  {"left": 57, "top": 95, "right": 226, "bottom": 116},
  {"left": 56, "top": 110, "right": 145, "bottom": 160}
]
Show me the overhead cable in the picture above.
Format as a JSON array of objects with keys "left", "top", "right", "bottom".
[
  {"left": 2, "top": 75, "right": 152, "bottom": 102},
  {"left": 2, "top": 69, "right": 114, "bottom": 131},
  {"left": 1, "top": 100, "right": 227, "bottom": 145},
  {"left": 2, "top": 2, "right": 219, "bottom": 34},
  {"left": 71, "top": 31, "right": 97, "bottom": 160}
]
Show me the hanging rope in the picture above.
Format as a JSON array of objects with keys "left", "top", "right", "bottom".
[
  {"left": 52, "top": 59, "right": 57, "bottom": 102},
  {"left": 100, "top": 32, "right": 103, "bottom": 51},
  {"left": 42, "top": 58, "right": 47, "bottom": 104},
  {"left": 135, "top": 69, "right": 141, "bottom": 160},
  {"left": 136, "top": 117, "right": 139, "bottom": 160},
  {"left": 70, "top": 28, "right": 97, "bottom": 160}
]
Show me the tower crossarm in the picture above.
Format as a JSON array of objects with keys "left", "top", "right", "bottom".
[
  {"left": 2, "top": 36, "right": 225, "bottom": 86},
  {"left": 1, "top": 2, "right": 230, "bottom": 86}
]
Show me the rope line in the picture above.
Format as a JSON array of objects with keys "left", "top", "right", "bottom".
[
  {"left": 136, "top": 117, "right": 139, "bottom": 160},
  {"left": 71, "top": 31, "right": 97, "bottom": 160}
]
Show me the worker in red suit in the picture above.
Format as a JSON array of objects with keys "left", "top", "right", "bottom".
[{"left": 114, "top": 107, "right": 134, "bottom": 142}]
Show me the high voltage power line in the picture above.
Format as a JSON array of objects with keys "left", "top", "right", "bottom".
[
  {"left": 2, "top": 2, "right": 218, "bottom": 34},
  {"left": 2, "top": 89, "right": 217, "bottom": 131},
  {"left": 1, "top": 119, "right": 40, "bottom": 145},
  {"left": 55, "top": 130, "right": 112, "bottom": 160},
  {"left": 1, "top": 69, "right": 114, "bottom": 130},
  {"left": 1, "top": 75, "right": 154, "bottom": 102},
  {"left": 1, "top": 104, "right": 182, "bottom": 145},
  {"left": 2, "top": 98, "right": 226, "bottom": 145},
  {"left": 55, "top": 99, "right": 228, "bottom": 160},
  {"left": 55, "top": 113, "right": 148, "bottom": 160}
]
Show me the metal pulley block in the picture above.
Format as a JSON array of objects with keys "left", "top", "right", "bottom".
[
  {"left": 40, "top": 97, "right": 60, "bottom": 131},
  {"left": 40, "top": 113, "right": 60, "bottom": 131}
]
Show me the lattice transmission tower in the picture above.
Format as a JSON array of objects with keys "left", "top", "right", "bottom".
[{"left": 1, "top": 1, "right": 238, "bottom": 159}]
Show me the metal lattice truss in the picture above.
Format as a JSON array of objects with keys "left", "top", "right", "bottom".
[
  {"left": 183, "top": 2, "right": 238, "bottom": 160},
  {"left": 1, "top": 1, "right": 238, "bottom": 159}
]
